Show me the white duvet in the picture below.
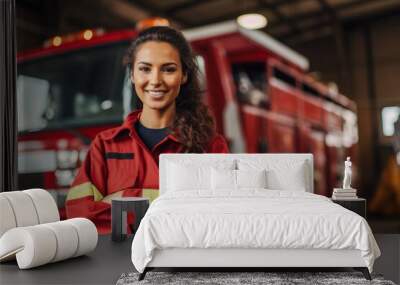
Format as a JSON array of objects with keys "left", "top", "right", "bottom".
[{"left": 131, "top": 190, "right": 380, "bottom": 273}]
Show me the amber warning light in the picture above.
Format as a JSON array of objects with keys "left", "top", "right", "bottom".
[{"left": 136, "top": 17, "right": 170, "bottom": 31}]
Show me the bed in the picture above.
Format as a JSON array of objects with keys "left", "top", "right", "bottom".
[{"left": 131, "top": 154, "right": 380, "bottom": 280}]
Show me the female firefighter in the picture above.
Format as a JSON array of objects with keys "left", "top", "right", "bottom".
[{"left": 65, "top": 26, "right": 229, "bottom": 234}]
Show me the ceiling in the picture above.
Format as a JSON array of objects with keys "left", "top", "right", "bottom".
[{"left": 16, "top": 0, "right": 400, "bottom": 47}]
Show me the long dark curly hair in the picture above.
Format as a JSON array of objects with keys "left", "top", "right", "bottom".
[{"left": 125, "top": 26, "right": 215, "bottom": 153}]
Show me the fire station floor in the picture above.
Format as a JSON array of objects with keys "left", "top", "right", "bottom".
[{"left": 0, "top": 234, "right": 399, "bottom": 284}]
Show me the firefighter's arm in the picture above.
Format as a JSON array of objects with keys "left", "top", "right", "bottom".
[
  {"left": 207, "top": 134, "right": 230, "bottom": 153},
  {"left": 102, "top": 190, "right": 124, "bottom": 204},
  {"left": 65, "top": 135, "right": 110, "bottom": 219}
]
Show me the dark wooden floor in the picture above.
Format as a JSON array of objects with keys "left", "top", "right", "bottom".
[
  {"left": 373, "top": 234, "right": 400, "bottom": 284},
  {"left": 0, "top": 234, "right": 398, "bottom": 284}
]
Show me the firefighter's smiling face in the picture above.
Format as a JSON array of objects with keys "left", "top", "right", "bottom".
[{"left": 131, "top": 41, "right": 187, "bottom": 111}]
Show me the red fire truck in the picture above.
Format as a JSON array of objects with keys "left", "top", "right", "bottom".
[{"left": 17, "top": 21, "right": 358, "bottom": 217}]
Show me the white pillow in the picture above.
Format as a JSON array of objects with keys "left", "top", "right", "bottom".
[
  {"left": 211, "top": 168, "right": 236, "bottom": 190},
  {"left": 167, "top": 163, "right": 210, "bottom": 191},
  {"left": 238, "top": 159, "right": 308, "bottom": 191},
  {"left": 266, "top": 167, "right": 306, "bottom": 191},
  {"left": 211, "top": 169, "right": 267, "bottom": 190},
  {"left": 167, "top": 160, "right": 235, "bottom": 192},
  {"left": 236, "top": 169, "right": 267, "bottom": 188}
]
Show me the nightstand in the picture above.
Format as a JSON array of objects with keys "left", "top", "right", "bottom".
[
  {"left": 111, "top": 197, "right": 149, "bottom": 242},
  {"left": 331, "top": 198, "right": 366, "bottom": 218}
]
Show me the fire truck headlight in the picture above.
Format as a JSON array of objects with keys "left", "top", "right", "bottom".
[
  {"left": 55, "top": 169, "right": 76, "bottom": 187},
  {"left": 56, "top": 150, "right": 79, "bottom": 169}
]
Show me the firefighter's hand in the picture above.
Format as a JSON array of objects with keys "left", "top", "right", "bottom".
[{"left": 102, "top": 190, "right": 124, "bottom": 204}]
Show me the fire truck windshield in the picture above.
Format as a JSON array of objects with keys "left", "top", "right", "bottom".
[{"left": 17, "top": 43, "right": 131, "bottom": 132}]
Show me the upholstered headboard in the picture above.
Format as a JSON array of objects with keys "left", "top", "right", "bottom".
[{"left": 159, "top": 154, "right": 314, "bottom": 195}]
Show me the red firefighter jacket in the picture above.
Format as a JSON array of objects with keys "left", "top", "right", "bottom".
[{"left": 65, "top": 110, "right": 229, "bottom": 234}]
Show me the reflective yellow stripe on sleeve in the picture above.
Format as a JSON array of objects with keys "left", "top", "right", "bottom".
[
  {"left": 142, "top": 188, "right": 159, "bottom": 203},
  {"left": 66, "top": 182, "right": 104, "bottom": 202}
]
